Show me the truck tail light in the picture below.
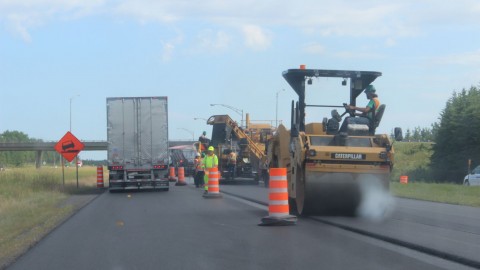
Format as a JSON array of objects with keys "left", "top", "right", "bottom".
[
  {"left": 110, "top": 166, "right": 123, "bottom": 170},
  {"left": 153, "top": 165, "right": 167, "bottom": 169}
]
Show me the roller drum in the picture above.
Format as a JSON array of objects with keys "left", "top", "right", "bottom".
[{"left": 296, "top": 171, "right": 388, "bottom": 216}]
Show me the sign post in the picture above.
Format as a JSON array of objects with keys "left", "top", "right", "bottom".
[
  {"left": 61, "top": 158, "right": 65, "bottom": 188},
  {"left": 54, "top": 131, "right": 85, "bottom": 189},
  {"left": 75, "top": 156, "right": 79, "bottom": 188}
]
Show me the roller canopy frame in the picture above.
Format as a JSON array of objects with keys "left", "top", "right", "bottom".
[{"left": 282, "top": 69, "right": 382, "bottom": 132}]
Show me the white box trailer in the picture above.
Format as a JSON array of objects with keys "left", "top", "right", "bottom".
[{"left": 107, "top": 97, "right": 170, "bottom": 191}]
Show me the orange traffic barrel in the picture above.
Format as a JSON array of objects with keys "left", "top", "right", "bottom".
[
  {"left": 175, "top": 167, "right": 187, "bottom": 186},
  {"left": 168, "top": 167, "right": 177, "bottom": 182},
  {"left": 203, "top": 167, "right": 222, "bottom": 198},
  {"left": 259, "top": 168, "right": 296, "bottom": 226},
  {"left": 400, "top": 175, "right": 408, "bottom": 184},
  {"left": 96, "top": 166, "right": 104, "bottom": 188}
]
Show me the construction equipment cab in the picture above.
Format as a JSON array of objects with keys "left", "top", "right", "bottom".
[{"left": 206, "top": 114, "right": 270, "bottom": 183}]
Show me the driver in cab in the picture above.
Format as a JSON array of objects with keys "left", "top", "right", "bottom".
[{"left": 339, "top": 85, "right": 380, "bottom": 132}]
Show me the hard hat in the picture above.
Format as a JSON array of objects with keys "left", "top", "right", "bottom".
[
  {"left": 208, "top": 146, "right": 214, "bottom": 151},
  {"left": 195, "top": 152, "right": 200, "bottom": 157},
  {"left": 203, "top": 131, "right": 206, "bottom": 135},
  {"left": 364, "top": 85, "right": 376, "bottom": 93}
]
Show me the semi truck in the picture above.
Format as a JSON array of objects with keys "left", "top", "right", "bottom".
[{"left": 107, "top": 97, "right": 170, "bottom": 191}]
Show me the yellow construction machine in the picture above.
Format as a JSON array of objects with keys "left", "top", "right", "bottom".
[
  {"left": 206, "top": 114, "right": 273, "bottom": 183},
  {"left": 267, "top": 67, "right": 403, "bottom": 215}
]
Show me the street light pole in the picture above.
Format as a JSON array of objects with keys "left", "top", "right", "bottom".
[
  {"left": 276, "top": 89, "right": 285, "bottom": 128},
  {"left": 69, "top": 95, "right": 80, "bottom": 132},
  {"left": 178, "top": 128, "right": 195, "bottom": 140},
  {"left": 210, "top": 104, "right": 244, "bottom": 127},
  {"left": 193, "top": 117, "right": 208, "bottom": 122},
  {"left": 70, "top": 98, "right": 72, "bottom": 132}
]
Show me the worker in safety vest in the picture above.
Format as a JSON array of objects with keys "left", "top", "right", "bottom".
[
  {"left": 227, "top": 149, "right": 237, "bottom": 180},
  {"left": 339, "top": 84, "right": 380, "bottom": 133},
  {"left": 198, "top": 131, "right": 210, "bottom": 152},
  {"left": 202, "top": 146, "right": 218, "bottom": 194},
  {"left": 193, "top": 152, "right": 204, "bottom": 188}
]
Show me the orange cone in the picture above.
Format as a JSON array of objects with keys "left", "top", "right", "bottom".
[
  {"left": 259, "top": 168, "right": 296, "bottom": 226},
  {"left": 175, "top": 167, "right": 187, "bottom": 186},
  {"left": 96, "top": 166, "right": 104, "bottom": 188},
  {"left": 168, "top": 167, "right": 177, "bottom": 182},
  {"left": 203, "top": 167, "right": 222, "bottom": 198}
]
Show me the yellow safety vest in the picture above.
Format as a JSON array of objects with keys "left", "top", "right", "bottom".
[{"left": 203, "top": 154, "right": 218, "bottom": 169}]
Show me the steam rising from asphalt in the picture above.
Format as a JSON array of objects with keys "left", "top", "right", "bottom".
[{"left": 356, "top": 174, "right": 395, "bottom": 221}]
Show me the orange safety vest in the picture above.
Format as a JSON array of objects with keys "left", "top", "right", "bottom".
[
  {"left": 194, "top": 158, "right": 204, "bottom": 171},
  {"left": 228, "top": 152, "right": 237, "bottom": 164}
]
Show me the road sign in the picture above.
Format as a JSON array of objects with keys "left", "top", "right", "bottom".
[{"left": 54, "top": 131, "right": 85, "bottom": 162}]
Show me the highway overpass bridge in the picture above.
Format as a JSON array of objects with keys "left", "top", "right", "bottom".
[
  {"left": 0, "top": 140, "right": 196, "bottom": 168},
  {"left": 0, "top": 141, "right": 108, "bottom": 168}
]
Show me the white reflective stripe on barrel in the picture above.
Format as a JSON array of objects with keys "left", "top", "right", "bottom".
[
  {"left": 269, "top": 188, "right": 288, "bottom": 193},
  {"left": 269, "top": 176, "right": 287, "bottom": 181},
  {"left": 269, "top": 200, "right": 289, "bottom": 205}
]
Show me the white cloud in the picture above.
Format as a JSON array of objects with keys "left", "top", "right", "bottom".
[
  {"left": 114, "top": 1, "right": 179, "bottom": 23},
  {"left": 297, "top": 3, "right": 406, "bottom": 37},
  {"left": 333, "top": 51, "right": 385, "bottom": 60},
  {"left": 161, "top": 42, "right": 175, "bottom": 62},
  {"left": 303, "top": 43, "right": 326, "bottom": 54},
  {"left": 160, "top": 32, "right": 183, "bottom": 62},
  {"left": 0, "top": 0, "right": 105, "bottom": 41},
  {"left": 385, "top": 38, "right": 396, "bottom": 47},
  {"left": 241, "top": 24, "right": 271, "bottom": 51},
  {"left": 2, "top": 0, "right": 480, "bottom": 45},
  {"left": 197, "top": 29, "right": 231, "bottom": 52},
  {"left": 6, "top": 13, "right": 33, "bottom": 42},
  {"left": 431, "top": 49, "right": 480, "bottom": 66}
]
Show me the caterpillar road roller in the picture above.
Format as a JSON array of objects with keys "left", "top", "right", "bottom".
[{"left": 267, "top": 67, "right": 402, "bottom": 215}]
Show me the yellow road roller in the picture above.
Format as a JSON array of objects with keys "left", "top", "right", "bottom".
[{"left": 267, "top": 67, "right": 403, "bottom": 215}]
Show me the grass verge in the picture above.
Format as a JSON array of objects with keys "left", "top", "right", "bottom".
[
  {"left": 0, "top": 166, "right": 102, "bottom": 269},
  {"left": 391, "top": 182, "right": 480, "bottom": 207},
  {"left": 391, "top": 142, "right": 434, "bottom": 182}
]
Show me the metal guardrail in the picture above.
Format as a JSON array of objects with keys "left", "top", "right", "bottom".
[
  {"left": 0, "top": 141, "right": 199, "bottom": 152},
  {"left": 0, "top": 141, "right": 108, "bottom": 151}
]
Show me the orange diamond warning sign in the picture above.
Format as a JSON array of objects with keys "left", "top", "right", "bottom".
[{"left": 54, "top": 131, "right": 85, "bottom": 162}]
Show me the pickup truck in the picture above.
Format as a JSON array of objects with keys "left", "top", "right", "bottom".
[{"left": 463, "top": 165, "right": 480, "bottom": 186}]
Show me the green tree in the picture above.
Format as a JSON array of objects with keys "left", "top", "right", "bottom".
[
  {"left": 405, "top": 128, "right": 411, "bottom": 141},
  {"left": 401, "top": 126, "right": 436, "bottom": 142},
  {"left": 0, "top": 130, "right": 37, "bottom": 166},
  {"left": 431, "top": 86, "right": 480, "bottom": 183}
]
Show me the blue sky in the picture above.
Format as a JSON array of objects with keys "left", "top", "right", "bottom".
[{"left": 1, "top": 0, "right": 480, "bottom": 160}]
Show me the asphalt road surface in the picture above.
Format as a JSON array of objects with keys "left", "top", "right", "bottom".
[{"left": 8, "top": 179, "right": 478, "bottom": 270}]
